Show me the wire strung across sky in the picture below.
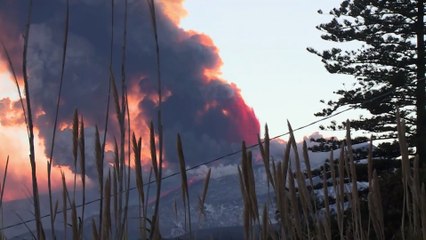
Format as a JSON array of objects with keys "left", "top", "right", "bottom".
[{"left": 0, "top": 83, "right": 405, "bottom": 231}]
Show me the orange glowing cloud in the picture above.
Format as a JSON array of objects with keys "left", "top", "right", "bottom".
[
  {"left": 127, "top": 78, "right": 164, "bottom": 166},
  {"left": 0, "top": 61, "right": 22, "bottom": 101},
  {"left": 158, "top": 0, "right": 187, "bottom": 24},
  {"left": 0, "top": 61, "right": 83, "bottom": 202},
  {"left": 0, "top": 121, "right": 78, "bottom": 201},
  {"left": 185, "top": 31, "right": 224, "bottom": 81},
  {"left": 0, "top": 98, "right": 25, "bottom": 126}
]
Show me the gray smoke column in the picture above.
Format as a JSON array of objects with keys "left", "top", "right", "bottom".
[{"left": 0, "top": 0, "right": 260, "bottom": 177}]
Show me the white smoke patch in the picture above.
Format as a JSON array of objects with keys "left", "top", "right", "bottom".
[{"left": 188, "top": 163, "right": 239, "bottom": 181}]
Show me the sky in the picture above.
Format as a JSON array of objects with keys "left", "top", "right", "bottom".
[{"left": 180, "top": 0, "right": 357, "bottom": 140}]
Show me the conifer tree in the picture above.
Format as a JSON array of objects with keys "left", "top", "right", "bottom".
[{"left": 309, "top": 0, "right": 426, "bottom": 165}]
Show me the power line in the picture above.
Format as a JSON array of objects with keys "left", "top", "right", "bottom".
[{"left": 0, "top": 84, "right": 403, "bottom": 231}]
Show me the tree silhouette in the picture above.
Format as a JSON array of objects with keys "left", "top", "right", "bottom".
[{"left": 309, "top": 0, "right": 426, "bottom": 166}]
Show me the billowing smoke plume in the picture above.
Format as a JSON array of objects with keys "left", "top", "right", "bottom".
[{"left": 0, "top": 1, "right": 260, "bottom": 179}]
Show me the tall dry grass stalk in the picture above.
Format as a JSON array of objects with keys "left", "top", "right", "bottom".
[
  {"left": 94, "top": 126, "right": 104, "bottom": 238},
  {"left": 21, "top": 0, "right": 45, "bottom": 238},
  {"left": 238, "top": 142, "right": 259, "bottom": 240},
  {"left": 78, "top": 118, "right": 86, "bottom": 238},
  {"left": 364, "top": 135, "right": 384, "bottom": 240},
  {"left": 61, "top": 172, "right": 69, "bottom": 240},
  {"left": 322, "top": 167, "right": 332, "bottom": 240},
  {"left": 98, "top": 0, "right": 116, "bottom": 234},
  {"left": 177, "top": 134, "right": 192, "bottom": 236},
  {"left": 102, "top": 171, "right": 112, "bottom": 240},
  {"left": 397, "top": 110, "right": 412, "bottom": 240},
  {"left": 132, "top": 133, "right": 148, "bottom": 240},
  {"left": 368, "top": 170, "right": 384, "bottom": 240},
  {"left": 145, "top": 0, "right": 164, "bottom": 237},
  {"left": 396, "top": 110, "right": 426, "bottom": 239},
  {"left": 288, "top": 121, "right": 314, "bottom": 238},
  {"left": 258, "top": 125, "right": 275, "bottom": 190},
  {"left": 149, "top": 121, "right": 162, "bottom": 240},
  {"left": 198, "top": 168, "right": 211, "bottom": 220},
  {"left": 336, "top": 143, "right": 345, "bottom": 239},
  {"left": 0, "top": 157, "right": 9, "bottom": 239},
  {"left": 346, "top": 121, "right": 364, "bottom": 240},
  {"left": 48, "top": 5, "right": 70, "bottom": 237},
  {"left": 47, "top": 161, "right": 59, "bottom": 240}
]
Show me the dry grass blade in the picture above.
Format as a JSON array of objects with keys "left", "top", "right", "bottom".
[
  {"left": 261, "top": 204, "right": 269, "bottom": 240},
  {"left": 397, "top": 109, "right": 411, "bottom": 239},
  {"left": 0, "top": 157, "right": 9, "bottom": 211},
  {"left": 95, "top": 125, "right": 104, "bottom": 237},
  {"left": 22, "top": 0, "right": 44, "bottom": 238},
  {"left": 98, "top": 1, "right": 116, "bottom": 234},
  {"left": 288, "top": 168, "right": 302, "bottom": 239},
  {"left": 92, "top": 219, "right": 99, "bottom": 240},
  {"left": 239, "top": 142, "right": 261, "bottom": 240},
  {"left": 47, "top": 5, "right": 69, "bottom": 236},
  {"left": 346, "top": 120, "right": 364, "bottom": 240},
  {"left": 368, "top": 170, "right": 384, "bottom": 240},
  {"left": 366, "top": 136, "right": 373, "bottom": 238},
  {"left": 329, "top": 148, "right": 337, "bottom": 194},
  {"left": 61, "top": 172, "right": 68, "bottom": 240},
  {"left": 146, "top": 0, "right": 162, "bottom": 113},
  {"left": 177, "top": 134, "right": 192, "bottom": 235},
  {"left": 238, "top": 166, "right": 251, "bottom": 240},
  {"left": 132, "top": 133, "right": 147, "bottom": 239},
  {"left": 132, "top": 133, "right": 144, "bottom": 207},
  {"left": 258, "top": 125, "right": 275, "bottom": 189},
  {"left": 49, "top": 0, "right": 69, "bottom": 171},
  {"left": 367, "top": 136, "right": 373, "bottom": 189},
  {"left": 145, "top": 1, "right": 164, "bottom": 237},
  {"left": 336, "top": 143, "right": 345, "bottom": 239},
  {"left": 303, "top": 140, "right": 314, "bottom": 193},
  {"left": 72, "top": 110, "right": 79, "bottom": 197},
  {"left": 288, "top": 121, "right": 312, "bottom": 237},
  {"left": 149, "top": 122, "right": 158, "bottom": 182},
  {"left": 47, "top": 160, "right": 56, "bottom": 240},
  {"left": 150, "top": 122, "right": 163, "bottom": 240},
  {"left": 102, "top": 171, "right": 112, "bottom": 240},
  {"left": 112, "top": 141, "right": 119, "bottom": 236},
  {"left": 244, "top": 144, "right": 259, "bottom": 223},
  {"left": 272, "top": 161, "right": 287, "bottom": 238},
  {"left": 282, "top": 140, "right": 291, "bottom": 191},
  {"left": 71, "top": 200, "right": 78, "bottom": 240},
  {"left": 110, "top": 66, "right": 122, "bottom": 126},
  {"left": 72, "top": 109, "right": 79, "bottom": 163},
  {"left": 199, "top": 168, "right": 211, "bottom": 218},
  {"left": 79, "top": 118, "right": 86, "bottom": 238},
  {"left": 0, "top": 156, "right": 9, "bottom": 238},
  {"left": 113, "top": 169, "right": 119, "bottom": 235},
  {"left": 123, "top": 97, "right": 132, "bottom": 240},
  {"left": 278, "top": 139, "right": 292, "bottom": 237},
  {"left": 247, "top": 150, "right": 259, "bottom": 224},
  {"left": 322, "top": 167, "right": 332, "bottom": 240}
]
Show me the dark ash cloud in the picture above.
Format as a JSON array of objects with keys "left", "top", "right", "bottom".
[{"left": 0, "top": 0, "right": 260, "bottom": 177}]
